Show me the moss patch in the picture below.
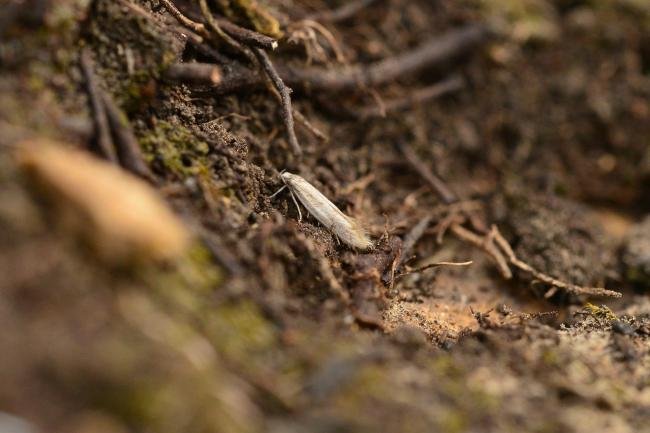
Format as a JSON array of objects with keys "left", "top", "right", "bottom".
[
  {"left": 139, "top": 120, "right": 211, "bottom": 179},
  {"left": 216, "top": 0, "right": 283, "bottom": 38}
]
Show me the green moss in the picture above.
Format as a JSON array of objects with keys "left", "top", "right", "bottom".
[
  {"left": 474, "top": 0, "right": 560, "bottom": 42},
  {"left": 139, "top": 120, "right": 211, "bottom": 179},
  {"left": 206, "top": 301, "right": 277, "bottom": 370},
  {"left": 216, "top": 0, "right": 283, "bottom": 38},
  {"left": 136, "top": 243, "right": 222, "bottom": 325},
  {"left": 438, "top": 410, "right": 467, "bottom": 433},
  {"left": 542, "top": 348, "right": 559, "bottom": 366},
  {"left": 583, "top": 303, "right": 617, "bottom": 323}
]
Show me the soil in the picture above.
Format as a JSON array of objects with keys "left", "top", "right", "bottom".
[{"left": 1, "top": 1, "right": 649, "bottom": 432}]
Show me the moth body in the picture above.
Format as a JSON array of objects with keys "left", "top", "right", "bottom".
[{"left": 280, "top": 172, "right": 373, "bottom": 250}]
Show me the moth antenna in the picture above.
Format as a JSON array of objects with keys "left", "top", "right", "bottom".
[{"left": 269, "top": 184, "right": 287, "bottom": 199}]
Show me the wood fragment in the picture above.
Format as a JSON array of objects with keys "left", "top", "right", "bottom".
[
  {"left": 80, "top": 48, "right": 117, "bottom": 162},
  {"left": 165, "top": 62, "right": 223, "bottom": 85}
]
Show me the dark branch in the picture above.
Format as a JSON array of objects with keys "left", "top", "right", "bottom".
[
  {"left": 80, "top": 48, "right": 117, "bottom": 163},
  {"left": 217, "top": 17, "right": 278, "bottom": 50},
  {"left": 397, "top": 141, "right": 457, "bottom": 204},
  {"left": 212, "top": 24, "right": 489, "bottom": 93},
  {"left": 253, "top": 48, "right": 302, "bottom": 156},
  {"left": 306, "top": 0, "right": 379, "bottom": 23},
  {"left": 100, "top": 91, "right": 154, "bottom": 181},
  {"left": 356, "top": 75, "right": 464, "bottom": 118}
]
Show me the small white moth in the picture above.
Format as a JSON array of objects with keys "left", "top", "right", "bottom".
[{"left": 272, "top": 172, "right": 373, "bottom": 250}]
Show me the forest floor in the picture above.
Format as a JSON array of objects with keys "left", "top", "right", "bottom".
[{"left": 1, "top": 0, "right": 650, "bottom": 432}]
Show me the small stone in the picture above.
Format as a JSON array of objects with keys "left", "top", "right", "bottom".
[
  {"left": 18, "top": 140, "right": 191, "bottom": 263},
  {"left": 611, "top": 320, "right": 635, "bottom": 336},
  {"left": 0, "top": 412, "right": 36, "bottom": 433}
]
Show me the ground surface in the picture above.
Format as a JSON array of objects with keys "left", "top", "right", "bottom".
[{"left": 1, "top": 0, "right": 650, "bottom": 432}]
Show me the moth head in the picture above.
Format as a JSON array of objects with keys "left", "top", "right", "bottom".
[{"left": 280, "top": 171, "right": 295, "bottom": 183}]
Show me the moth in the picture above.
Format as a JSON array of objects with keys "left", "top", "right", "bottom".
[{"left": 272, "top": 172, "right": 373, "bottom": 250}]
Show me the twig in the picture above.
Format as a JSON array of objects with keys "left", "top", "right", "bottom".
[
  {"left": 356, "top": 75, "right": 464, "bottom": 119},
  {"left": 397, "top": 141, "right": 457, "bottom": 204},
  {"left": 165, "top": 62, "right": 223, "bottom": 85},
  {"left": 306, "top": 0, "right": 379, "bottom": 23},
  {"left": 217, "top": 17, "right": 278, "bottom": 50},
  {"left": 100, "top": 91, "right": 154, "bottom": 181},
  {"left": 159, "top": 0, "right": 206, "bottom": 35},
  {"left": 433, "top": 211, "right": 465, "bottom": 244},
  {"left": 285, "top": 24, "right": 488, "bottom": 91},
  {"left": 198, "top": 228, "right": 244, "bottom": 277},
  {"left": 253, "top": 48, "right": 302, "bottom": 156},
  {"left": 199, "top": 0, "right": 256, "bottom": 63},
  {"left": 293, "top": 108, "right": 328, "bottom": 141},
  {"left": 80, "top": 48, "right": 117, "bottom": 162},
  {"left": 209, "top": 25, "right": 489, "bottom": 93},
  {"left": 399, "top": 215, "right": 434, "bottom": 266},
  {"left": 381, "top": 214, "right": 433, "bottom": 285},
  {"left": 490, "top": 225, "right": 622, "bottom": 298},
  {"left": 396, "top": 260, "right": 473, "bottom": 280},
  {"left": 173, "top": 26, "right": 232, "bottom": 63},
  {"left": 162, "top": 0, "right": 276, "bottom": 51},
  {"left": 450, "top": 223, "right": 512, "bottom": 279}
]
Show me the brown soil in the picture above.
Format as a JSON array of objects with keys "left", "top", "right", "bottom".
[{"left": 1, "top": 1, "right": 649, "bottom": 432}]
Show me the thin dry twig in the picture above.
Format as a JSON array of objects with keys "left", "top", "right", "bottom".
[
  {"left": 399, "top": 215, "right": 434, "bottom": 266},
  {"left": 490, "top": 225, "right": 622, "bottom": 298},
  {"left": 450, "top": 223, "right": 512, "bottom": 279},
  {"left": 211, "top": 25, "right": 488, "bottom": 93},
  {"left": 396, "top": 260, "right": 473, "bottom": 280},
  {"left": 381, "top": 214, "right": 433, "bottom": 285},
  {"left": 217, "top": 17, "right": 278, "bottom": 50},
  {"left": 159, "top": 0, "right": 206, "bottom": 35},
  {"left": 284, "top": 24, "right": 488, "bottom": 91},
  {"left": 293, "top": 108, "right": 328, "bottom": 141},
  {"left": 100, "top": 90, "right": 154, "bottom": 181},
  {"left": 80, "top": 48, "right": 117, "bottom": 162},
  {"left": 198, "top": 0, "right": 256, "bottom": 63},
  {"left": 356, "top": 75, "right": 464, "bottom": 119},
  {"left": 253, "top": 48, "right": 302, "bottom": 156},
  {"left": 433, "top": 211, "right": 465, "bottom": 244},
  {"left": 162, "top": 0, "right": 277, "bottom": 52},
  {"left": 397, "top": 140, "right": 457, "bottom": 204},
  {"left": 306, "top": 0, "right": 380, "bottom": 23}
]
